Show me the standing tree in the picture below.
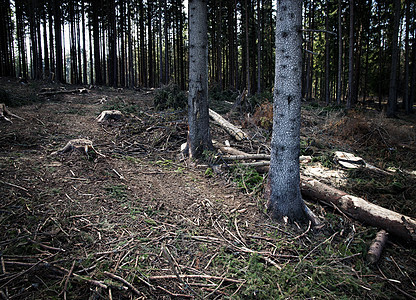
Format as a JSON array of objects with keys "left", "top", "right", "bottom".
[
  {"left": 185, "top": 0, "right": 213, "bottom": 158},
  {"left": 268, "top": 0, "right": 306, "bottom": 222},
  {"left": 387, "top": 0, "right": 401, "bottom": 117}
]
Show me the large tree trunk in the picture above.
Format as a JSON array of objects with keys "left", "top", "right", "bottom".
[
  {"left": 268, "top": 0, "right": 306, "bottom": 222},
  {"left": 185, "top": 0, "right": 213, "bottom": 158},
  {"left": 300, "top": 175, "right": 416, "bottom": 243}
]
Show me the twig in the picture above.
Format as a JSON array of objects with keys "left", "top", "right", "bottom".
[
  {"left": 0, "top": 180, "right": 29, "bottom": 192},
  {"left": 112, "top": 169, "right": 125, "bottom": 180},
  {"left": 63, "top": 260, "right": 76, "bottom": 300},
  {"left": 0, "top": 253, "right": 57, "bottom": 289},
  {"left": 204, "top": 253, "right": 218, "bottom": 270},
  {"left": 103, "top": 271, "right": 141, "bottom": 296},
  {"left": 149, "top": 275, "right": 243, "bottom": 284},
  {"left": 377, "top": 266, "right": 416, "bottom": 300},
  {"left": 295, "top": 232, "right": 338, "bottom": 270},
  {"left": 157, "top": 286, "right": 192, "bottom": 298},
  {"left": 162, "top": 245, "right": 201, "bottom": 299}
]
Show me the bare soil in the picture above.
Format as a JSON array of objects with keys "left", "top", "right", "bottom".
[{"left": 0, "top": 78, "right": 415, "bottom": 299}]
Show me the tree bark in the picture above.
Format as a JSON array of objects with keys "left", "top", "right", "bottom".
[
  {"left": 186, "top": 0, "right": 213, "bottom": 158},
  {"left": 268, "top": 0, "right": 306, "bottom": 222}
]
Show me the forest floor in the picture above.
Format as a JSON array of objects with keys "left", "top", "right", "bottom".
[{"left": 0, "top": 77, "right": 415, "bottom": 299}]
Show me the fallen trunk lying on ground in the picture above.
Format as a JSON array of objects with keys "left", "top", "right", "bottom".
[
  {"left": 215, "top": 144, "right": 416, "bottom": 243},
  {"left": 300, "top": 175, "right": 416, "bottom": 243},
  {"left": 209, "top": 109, "right": 249, "bottom": 141}
]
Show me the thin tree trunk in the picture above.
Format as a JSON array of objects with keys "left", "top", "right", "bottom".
[
  {"left": 256, "top": 0, "right": 261, "bottom": 94},
  {"left": 347, "top": 0, "right": 354, "bottom": 109},
  {"left": 404, "top": 0, "right": 411, "bottom": 114},
  {"left": 336, "top": 0, "right": 342, "bottom": 104},
  {"left": 325, "top": 0, "right": 330, "bottom": 105},
  {"left": 244, "top": 0, "right": 251, "bottom": 95},
  {"left": 147, "top": 1, "right": 154, "bottom": 87},
  {"left": 387, "top": 0, "right": 401, "bottom": 117}
]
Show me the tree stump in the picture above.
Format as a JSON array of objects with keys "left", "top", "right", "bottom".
[
  {"left": 96, "top": 110, "right": 123, "bottom": 123},
  {"left": 52, "top": 139, "right": 105, "bottom": 157},
  {"left": 0, "top": 103, "right": 25, "bottom": 123}
]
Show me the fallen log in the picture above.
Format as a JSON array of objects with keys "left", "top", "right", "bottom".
[
  {"left": 300, "top": 175, "right": 416, "bottom": 243},
  {"left": 209, "top": 109, "right": 249, "bottom": 141},
  {"left": 212, "top": 140, "right": 247, "bottom": 156},
  {"left": 38, "top": 88, "right": 89, "bottom": 96},
  {"left": 211, "top": 144, "right": 416, "bottom": 241},
  {"left": 366, "top": 230, "right": 389, "bottom": 264}
]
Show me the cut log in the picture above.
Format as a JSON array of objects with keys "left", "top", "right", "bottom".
[
  {"left": 0, "top": 103, "right": 25, "bottom": 123},
  {"left": 367, "top": 230, "right": 389, "bottom": 264},
  {"left": 212, "top": 140, "right": 247, "bottom": 156},
  {"left": 300, "top": 175, "right": 416, "bottom": 243},
  {"left": 96, "top": 110, "right": 123, "bottom": 122},
  {"left": 222, "top": 154, "right": 271, "bottom": 161},
  {"left": 52, "top": 138, "right": 105, "bottom": 157},
  {"left": 209, "top": 109, "right": 249, "bottom": 141},
  {"left": 38, "top": 88, "right": 89, "bottom": 96}
]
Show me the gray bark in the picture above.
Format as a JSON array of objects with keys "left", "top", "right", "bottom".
[
  {"left": 336, "top": 0, "right": 342, "bottom": 105},
  {"left": 186, "top": 0, "right": 213, "bottom": 158},
  {"left": 268, "top": 0, "right": 306, "bottom": 222}
]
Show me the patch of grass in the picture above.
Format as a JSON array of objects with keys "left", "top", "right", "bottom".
[
  {"left": 231, "top": 164, "right": 265, "bottom": 194},
  {"left": 105, "top": 184, "right": 127, "bottom": 200}
]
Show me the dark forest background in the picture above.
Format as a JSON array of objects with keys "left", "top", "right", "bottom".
[{"left": 0, "top": 0, "right": 415, "bottom": 114}]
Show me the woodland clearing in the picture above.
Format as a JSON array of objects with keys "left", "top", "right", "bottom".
[{"left": 0, "top": 78, "right": 415, "bottom": 299}]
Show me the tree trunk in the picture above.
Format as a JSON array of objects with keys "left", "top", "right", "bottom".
[
  {"left": 268, "top": 0, "right": 306, "bottom": 222},
  {"left": 300, "top": 175, "right": 416, "bottom": 242},
  {"left": 147, "top": 1, "right": 154, "bottom": 87},
  {"left": 387, "top": 0, "right": 401, "bottom": 117},
  {"left": 244, "top": 0, "right": 251, "bottom": 95},
  {"left": 186, "top": 0, "right": 213, "bottom": 158},
  {"left": 336, "top": 0, "right": 342, "bottom": 104},
  {"left": 347, "top": 0, "right": 354, "bottom": 109},
  {"left": 256, "top": 0, "right": 261, "bottom": 94},
  {"left": 54, "top": 0, "right": 64, "bottom": 83},
  {"left": 404, "top": 0, "right": 411, "bottom": 114},
  {"left": 325, "top": 0, "right": 330, "bottom": 105},
  {"left": 92, "top": 0, "right": 102, "bottom": 85}
]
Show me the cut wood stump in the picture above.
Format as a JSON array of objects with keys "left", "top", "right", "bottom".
[
  {"left": 96, "top": 110, "right": 123, "bottom": 123},
  {"left": 334, "top": 151, "right": 391, "bottom": 176},
  {"left": 0, "top": 103, "right": 25, "bottom": 123},
  {"left": 52, "top": 139, "right": 105, "bottom": 157},
  {"left": 209, "top": 109, "right": 249, "bottom": 141},
  {"left": 367, "top": 230, "right": 389, "bottom": 264}
]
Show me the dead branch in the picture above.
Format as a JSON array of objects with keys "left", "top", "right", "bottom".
[
  {"left": 148, "top": 274, "right": 243, "bottom": 284},
  {"left": 103, "top": 271, "right": 142, "bottom": 296},
  {"left": 367, "top": 230, "right": 389, "bottom": 264},
  {"left": 221, "top": 154, "right": 271, "bottom": 161}
]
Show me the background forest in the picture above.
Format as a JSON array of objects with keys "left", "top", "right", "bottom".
[{"left": 0, "top": 0, "right": 415, "bottom": 115}]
